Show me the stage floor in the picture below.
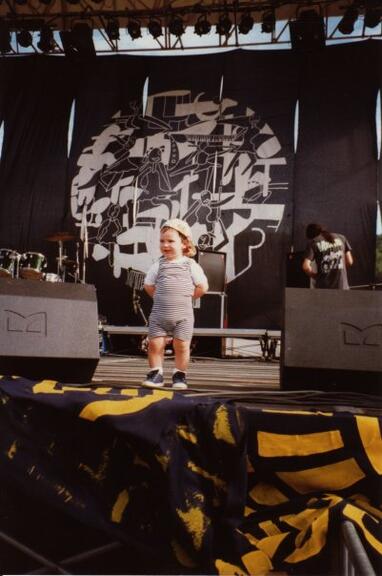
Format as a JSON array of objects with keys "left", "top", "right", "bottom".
[
  {"left": 92, "top": 354, "right": 381, "bottom": 415},
  {"left": 92, "top": 353, "right": 280, "bottom": 393}
]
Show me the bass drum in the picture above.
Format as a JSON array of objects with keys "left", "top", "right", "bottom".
[
  {"left": 0, "top": 249, "right": 19, "bottom": 278},
  {"left": 20, "top": 252, "right": 47, "bottom": 280}
]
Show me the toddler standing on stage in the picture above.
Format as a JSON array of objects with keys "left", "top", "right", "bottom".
[{"left": 142, "top": 219, "right": 208, "bottom": 390}]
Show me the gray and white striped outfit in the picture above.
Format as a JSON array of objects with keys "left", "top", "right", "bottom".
[{"left": 148, "top": 257, "right": 196, "bottom": 341}]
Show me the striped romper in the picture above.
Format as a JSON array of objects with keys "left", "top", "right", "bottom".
[{"left": 147, "top": 257, "right": 197, "bottom": 341}]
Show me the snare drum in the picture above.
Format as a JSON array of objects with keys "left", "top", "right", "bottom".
[
  {"left": 0, "top": 248, "right": 19, "bottom": 278},
  {"left": 20, "top": 252, "right": 47, "bottom": 280},
  {"left": 44, "top": 272, "right": 61, "bottom": 283}
]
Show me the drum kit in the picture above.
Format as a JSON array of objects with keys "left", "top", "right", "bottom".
[{"left": 0, "top": 232, "right": 81, "bottom": 283}]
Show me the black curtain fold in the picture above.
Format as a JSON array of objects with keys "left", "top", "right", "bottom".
[
  {"left": 294, "top": 41, "right": 379, "bottom": 287},
  {"left": 66, "top": 55, "right": 149, "bottom": 324},
  {"left": 0, "top": 56, "right": 74, "bottom": 265},
  {"left": 222, "top": 49, "right": 298, "bottom": 327}
]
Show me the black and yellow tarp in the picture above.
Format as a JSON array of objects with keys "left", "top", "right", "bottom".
[{"left": 0, "top": 376, "right": 380, "bottom": 574}]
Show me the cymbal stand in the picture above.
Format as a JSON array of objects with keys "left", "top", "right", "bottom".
[
  {"left": 74, "top": 243, "right": 80, "bottom": 284},
  {"left": 57, "top": 240, "right": 65, "bottom": 280}
]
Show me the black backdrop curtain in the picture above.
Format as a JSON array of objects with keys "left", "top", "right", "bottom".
[
  {"left": 293, "top": 41, "right": 379, "bottom": 287},
  {"left": 0, "top": 56, "right": 73, "bottom": 268},
  {"left": 0, "top": 45, "right": 380, "bottom": 330},
  {"left": 222, "top": 49, "right": 298, "bottom": 328},
  {"left": 66, "top": 56, "right": 148, "bottom": 324}
]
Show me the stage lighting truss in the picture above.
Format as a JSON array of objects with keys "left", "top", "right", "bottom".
[
  {"left": 127, "top": 19, "right": 141, "bottom": 39},
  {"left": 194, "top": 14, "right": 211, "bottom": 36},
  {"left": 3, "top": 0, "right": 382, "bottom": 54}
]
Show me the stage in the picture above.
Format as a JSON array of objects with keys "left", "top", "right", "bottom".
[{"left": 0, "top": 355, "right": 381, "bottom": 575}]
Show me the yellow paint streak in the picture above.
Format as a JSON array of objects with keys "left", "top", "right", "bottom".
[
  {"left": 187, "top": 461, "right": 227, "bottom": 492},
  {"left": 277, "top": 458, "right": 365, "bottom": 494},
  {"left": 355, "top": 415, "right": 382, "bottom": 474},
  {"left": 285, "top": 508, "right": 329, "bottom": 563},
  {"left": 215, "top": 559, "right": 247, "bottom": 575},
  {"left": 33, "top": 380, "right": 62, "bottom": 394},
  {"left": 177, "top": 500, "right": 210, "bottom": 551},
  {"left": 350, "top": 494, "right": 382, "bottom": 520},
  {"left": 156, "top": 453, "right": 170, "bottom": 472},
  {"left": 241, "top": 549, "right": 273, "bottom": 575},
  {"left": 93, "top": 387, "right": 112, "bottom": 394},
  {"left": 343, "top": 503, "right": 382, "bottom": 554},
  {"left": 281, "top": 507, "right": 330, "bottom": 531},
  {"left": 242, "top": 531, "right": 259, "bottom": 546},
  {"left": 7, "top": 441, "right": 17, "bottom": 459},
  {"left": 244, "top": 506, "right": 255, "bottom": 517},
  {"left": 213, "top": 405, "right": 235, "bottom": 445},
  {"left": 111, "top": 489, "right": 129, "bottom": 523},
  {"left": 79, "top": 390, "right": 174, "bottom": 421},
  {"left": 171, "top": 539, "right": 197, "bottom": 568},
  {"left": 258, "top": 429, "right": 343, "bottom": 457},
  {"left": 263, "top": 409, "right": 333, "bottom": 416},
  {"left": 120, "top": 389, "right": 139, "bottom": 396},
  {"left": 177, "top": 425, "right": 198, "bottom": 444},
  {"left": 249, "top": 482, "right": 288, "bottom": 505},
  {"left": 79, "top": 449, "right": 110, "bottom": 482},
  {"left": 258, "top": 520, "right": 281, "bottom": 537},
  {"left": 257, "top": 532, "right": 289, "bottom": 560}
]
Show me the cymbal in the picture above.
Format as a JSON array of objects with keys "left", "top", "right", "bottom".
[{"left": 46, "top": 232, "right": 76, "bottom": 242}]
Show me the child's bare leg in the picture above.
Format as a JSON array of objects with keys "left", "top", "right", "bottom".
[
  {"left": 148, "top": 337, "right": 166, "bottom": 369},
  {"left": 173, "top": 338, "right": 190, "bottom": 372}
]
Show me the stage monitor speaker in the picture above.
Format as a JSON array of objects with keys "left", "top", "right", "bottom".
[
  {"left": 197, "top": 251, "right": 226, "bottom": 293},
  {"left": 281, "top": 288, "right": 382, "bottom": 394},
  {"left": 0, "top": 278, "right": 99, "bottom": 383}
]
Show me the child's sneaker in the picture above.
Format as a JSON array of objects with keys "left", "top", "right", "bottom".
[
  {"left": 142, "top": 369, "right": 164, "bottom": 388},
  {"left": 172, "top": 371, "right": 188, "bottom": 390}
]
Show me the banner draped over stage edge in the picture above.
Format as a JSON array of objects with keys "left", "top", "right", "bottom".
[
  {"left": 0, "top": 376, "right": 381, "bottom": 574},
  {"left": 0, "top": 42, "right": 379, "bottom": 328}
]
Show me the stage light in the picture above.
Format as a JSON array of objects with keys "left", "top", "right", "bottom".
[
  {"left": 168, "top": 15, "right": 184, "bottom": 37},
  {"left": 37, "top": 25, "right": 55, "bottom": 52},
  {"left": 262, "top": 10, "right": 275, "bottom": 33},
  {"left": 17, "top": 28, "right": 33, "bottom": 47},
  {"left": 238, "top": 12, "right": 254, "bottom": 35},
  {"left": 216, "top": 13, "right": 232, "bottom": 36},
  {"left": 105, "top": 17, "right": 119, "bottom": 41},
  {"left": 289, "top": 9, "right": 325, "bottom": 52},
  {"left": 0, "top": 21, "right": 12, "bottom": 54},
  {"left": 338, "top": 5, "right": 359, "bottom": 34},
  {"left": 194, "top": 14, "right": 211, "bottom": 36},
  {"left": 148, "top": 19, "right": 162, "bottom": 39},
  {"left": 127, "top": 19, "right": 141, "bottom": 39},
  {"left": 364, "top": 0, "right": 382, "bottom": 28},
  {"left": 60, "top": 23, "right": 96, "bottom": 59}
]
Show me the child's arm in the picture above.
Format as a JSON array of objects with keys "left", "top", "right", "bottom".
[
  {"left": 193, "top": 283, "right": 208, "bottom": 299},
  {"left": 144, "top": 284, "right": 156, "bottom": 298},
  {"left": 143, "top": 261, "right": 159, "bottom": 298},
  {"left": 190, "top": 260, "right": 209, "bottom": 298}
]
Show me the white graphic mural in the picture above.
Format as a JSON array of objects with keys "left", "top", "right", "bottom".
[{"left": 71, "top": 90, "right": 288, "bottom": 283}]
